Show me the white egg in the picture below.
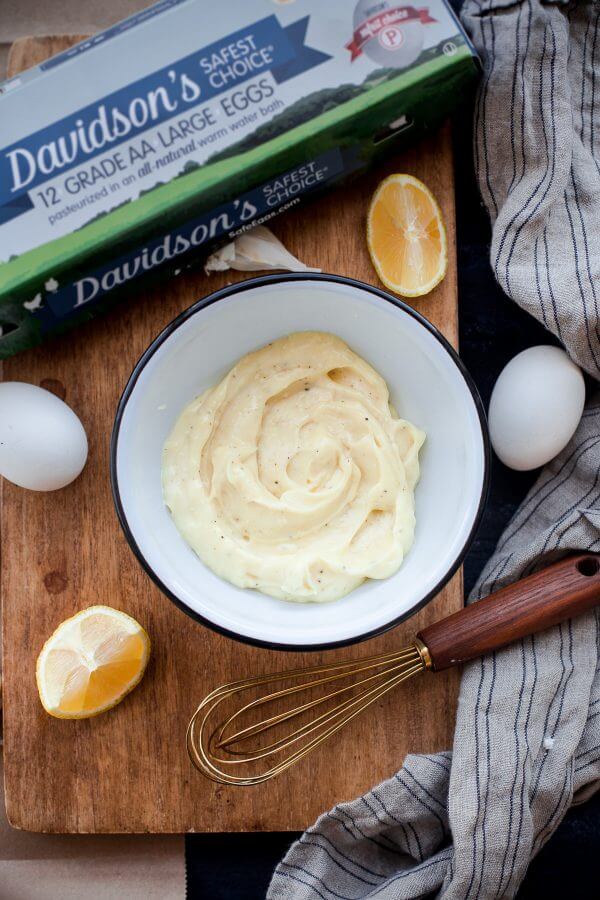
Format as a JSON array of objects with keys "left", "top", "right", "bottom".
[
  {"left": 489, "top": 346, "right": 585, "bottom": 471},
  {"left": 0, "top": 382, "right": 88, "bottom": 491}
]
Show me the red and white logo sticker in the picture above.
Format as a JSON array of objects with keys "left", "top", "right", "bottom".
[{"left": 346, "top": 6, "right": 436, "bottom": 61}]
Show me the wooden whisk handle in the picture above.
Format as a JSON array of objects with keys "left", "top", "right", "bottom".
[{"left": 417, "top": 553, "right": 600, "bottom": 671}]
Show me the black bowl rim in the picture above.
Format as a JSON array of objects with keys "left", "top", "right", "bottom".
[{"left": 110, "top": 272, "right": 490, "bottom": 652}]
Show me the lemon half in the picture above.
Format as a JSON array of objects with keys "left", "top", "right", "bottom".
[
  {"left": 367, "top": 173, "right": 448, "bottom": 298},
  {"left": 36, "top": 606, "right": 150, "bottom": 719}
]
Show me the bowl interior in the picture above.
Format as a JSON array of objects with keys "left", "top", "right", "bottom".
[{"left": 113, "top": 277, "right": 487, "bottom": 648}]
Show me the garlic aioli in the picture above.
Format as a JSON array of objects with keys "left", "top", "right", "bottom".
[{"left": 162, "top": 332, "right": 425, "bottom": 603}]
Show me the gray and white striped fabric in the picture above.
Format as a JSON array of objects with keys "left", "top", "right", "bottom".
[
  {"left": 268, "top": 1, "right": 600, "bottom": 897},
  {"left": 467, "top": 0, "right": 600, "bottom": 379}
]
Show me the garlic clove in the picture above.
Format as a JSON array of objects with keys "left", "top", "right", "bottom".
[
  {"left": 204, "top": 226, "right": 320, "bottom": 274},
  {"left": 204, "top": 241, "right": 237, "bottom": 272}
]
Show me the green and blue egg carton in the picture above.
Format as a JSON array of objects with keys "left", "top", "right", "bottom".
[{"left": 0, "top": 0, "right": 478, "bottom": 358}]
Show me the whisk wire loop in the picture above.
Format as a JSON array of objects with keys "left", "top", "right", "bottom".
[
  {"left": 215, "top": 655, "right": 426, "bottom": 752},
  {"left": 187, "top": 643, "right": 427, "bottom": 785}
]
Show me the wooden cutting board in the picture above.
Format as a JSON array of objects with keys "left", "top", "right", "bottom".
[{"left": 1, "top": 35, "right": 461, "bottom": 833}]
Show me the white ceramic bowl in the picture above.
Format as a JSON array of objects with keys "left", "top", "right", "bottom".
[{"left": 111, "top": 274, "right": 489, "bottom": 650}]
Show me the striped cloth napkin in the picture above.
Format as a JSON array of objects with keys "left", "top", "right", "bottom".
[{"left": 268, "top": 1, "right": 600, "bottom": 897}]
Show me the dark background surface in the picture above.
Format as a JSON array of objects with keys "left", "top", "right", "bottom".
[{"left": 186, "top": 66, "right": 600, "bottom": 900}]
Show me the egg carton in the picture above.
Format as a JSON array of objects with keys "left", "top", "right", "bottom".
[{"left": 0, "top": 0, "right": 478, "bottom": 359}]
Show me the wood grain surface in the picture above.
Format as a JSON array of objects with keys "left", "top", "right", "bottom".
[{"left": 2, "top": 36, "right": 461, "bottom": 833}]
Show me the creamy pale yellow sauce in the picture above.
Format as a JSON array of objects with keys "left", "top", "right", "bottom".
[{"left": 162, "top": 332, "right": 425, "bottom": 603}]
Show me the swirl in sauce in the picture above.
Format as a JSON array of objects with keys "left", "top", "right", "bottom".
[{"left": 162, "top": 332, "right": 425, "bottom": 602}]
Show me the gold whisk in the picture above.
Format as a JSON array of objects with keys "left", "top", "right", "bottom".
[{"left": 187, "top": 554, "right": 600, "bottom": 785}]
